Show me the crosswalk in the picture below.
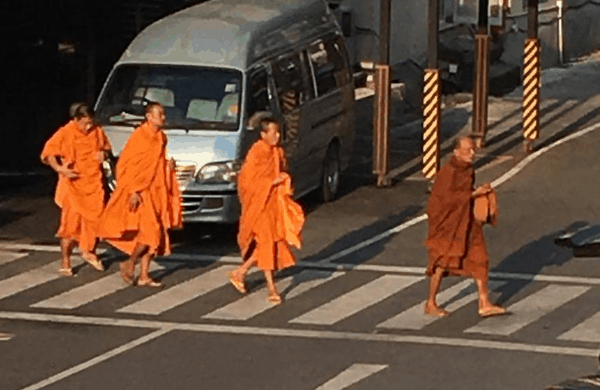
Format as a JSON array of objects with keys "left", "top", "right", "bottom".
[{"left": 1, "top": 249, "right": 600, "bottom": 344}]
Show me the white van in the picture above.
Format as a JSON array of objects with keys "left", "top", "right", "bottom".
[{"left": 95, "top": 0, "right": 355, "bottom": 224}]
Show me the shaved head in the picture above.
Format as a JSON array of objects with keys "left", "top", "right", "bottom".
[
  {"left": 454, "top": 136, "right": 474, "bottom": 151},
  {"left": 453, "top": 136, "right": 476, "bottom": 164}
]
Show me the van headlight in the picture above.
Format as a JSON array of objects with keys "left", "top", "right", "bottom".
[{"left": 196, "top": 161, "right": 240, "bottom": 183}]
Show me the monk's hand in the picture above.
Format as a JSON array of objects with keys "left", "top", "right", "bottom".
[
  {"left": 58, "top": 163, "right": 80, "bottom": 180},
  {"left": 129, "top": 192, "right": 142, "bottom": 212},
  {"left": 472, "top": 183, "right": 492, "bottom": 197},
  {"left": 272, "top": 173, "right": 286, "bottom": 186},
  {"left": 167, "top": 158, "right": 176, "bottom": 171}
]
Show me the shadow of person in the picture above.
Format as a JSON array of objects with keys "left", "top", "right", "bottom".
[
  {"left": 278, "top": 205, "right": 423, "bottom": 298},
  {"left": 488, "top": 220, "right": 588, "bottom": 306}
]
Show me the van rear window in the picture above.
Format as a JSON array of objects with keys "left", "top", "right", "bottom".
[{"left": 96, "top": 64, "right": 243, "bottom": 131}]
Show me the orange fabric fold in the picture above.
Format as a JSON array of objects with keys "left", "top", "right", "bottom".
[
  {"left": 237, "top": 139, "right": 305, "bottom": 271},
  {"left": 99, "top": 123, "right": 182, "bottom": 256},
  {"left": 40, "top": 121, "right": 111, "bottom": 251}
]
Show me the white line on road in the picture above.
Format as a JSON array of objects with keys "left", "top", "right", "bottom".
[
  {"left": 19, "top": 328, "right": 171, "bottom": 390},
  {"left": 30, "top": 262, "right": 178, "bottom": 310},
  {"left": 289, "top": 275, "right": 423, "bottom": 325},
  {"left": 0, "top": 311, "right": 596, "bottom": 358},
  {"left": 116, "top": 265, "right": 238, "bottom": 315},
  {"left": 465, "top": 285, "right": 590, "bottom": 336},
  {"left": 377, "top": 280, "right": 507, "bottom": 330},
  {"left": 558, "top": 311, "right": 600, "bottom": 343},
  {"left": 0, "top": 252, "right": 27, "bottom": 266},
  {"left": 0, "top": 259, "right": 83, "bottom": 301},
  {"left": 4, "top": 244, "right": 600, "bottom": 286},
  {"left": 0, "top": 332, "right": 13, "bottom": 341},
  {"left": 314, "top": 363, "right": 388, "bottom": 390},
  {"left": 204, "top": 270, "right": 343, "bottom": 321}
]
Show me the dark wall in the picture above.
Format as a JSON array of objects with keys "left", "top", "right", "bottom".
[{"left": 0, "top": 0, "right": 209, "bottom": 171}]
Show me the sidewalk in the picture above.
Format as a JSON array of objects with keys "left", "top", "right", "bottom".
[{"left": 351, "top": 50, "right": 600, "bottom": 185}]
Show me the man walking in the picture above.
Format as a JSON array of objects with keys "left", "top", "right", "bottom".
[
  {"left": 41, "top": 103, "right": 110, "bottom": 276},
  {"left": 227, "top": 117, "right": 304, "bottom": 304},
  {"left": 99, "top": 102, "right": 181, "bottom": 288},
  {"left": 424, "top": 136, "right": 506, "bottom": 318}
]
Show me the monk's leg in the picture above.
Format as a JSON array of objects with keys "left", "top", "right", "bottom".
[
  {"left": 263, "top": 270, "right": 281, "bottom": 304},
  {"left": 59, "top": 238, "right": 77, "bottom": 276},
  {"left": 120, "top": 243, "right": 148, "bottom": 285},
  {"left": 424, "top": 267, "right": 448, "bottom": 317},
  {"left": 137, "top": 252, "right": 163, "bottom": 288},
  {"left": 474, "top": 276, "right": 506, "bottom": 316},
  {"left": 79, "top": 219, "right": 104, "bottom": 272}
]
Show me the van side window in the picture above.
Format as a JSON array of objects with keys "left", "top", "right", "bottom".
[
  {"left": 271, "top": 52, "right": 311, "bottom": 111},
  {"left": 307, "top": 38, "right": 350, "bottom": 97},
  {"left": 246, "top": 68, "right": 270, "bottom": 120}
]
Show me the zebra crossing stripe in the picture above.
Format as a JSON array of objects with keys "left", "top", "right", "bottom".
[
  {"left": 0, "top": 258, "right": 84, "bottom": 301},
  {"left": 289, "top": 275, "right": 423, "bottom": 325},
  {"left": 558, "top": 311, "right": 600, "bottom": 343},
  {"left": 0, "top": 252, "right": 27, "bottom": 266},
  {"left": 30, "top": 261, "right": 179, "bottom": 310},
  {"left": 465, "top": 285, "right": 590, "bottom": 336},
  {"left": 314, "top": 364, "right": 388, "bottom": 390},
  {"left": 377, "top": 280, "right": 507, "bottom": 330},
  {"left": 203, "top": 270, "right": 343, "bottom": 321},
  {"left": 0, "top": 332, "right": 13, "bottom": 341},
  {"left": 116, "top": 265, "right": 239, "bottom": 315}
]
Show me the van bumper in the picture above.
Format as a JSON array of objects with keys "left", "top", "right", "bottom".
[{"left": 180, "top": 185, "right": 240, "bottom": 224}]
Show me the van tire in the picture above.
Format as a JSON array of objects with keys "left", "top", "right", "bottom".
[{"left": 321, "top": 144, "right": 341, "bottom": 203}]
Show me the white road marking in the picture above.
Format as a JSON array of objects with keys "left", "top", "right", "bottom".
[
  {"left": 30, "top": 262, "right": 177, "bottom": 310},
  {"left": 290, "top": 275, "right": 423, "bottom": 325},
  {"left": 0, "top": 251, "right": 27, "bottom": 266},
  {"left": 19, "top": 328, "right": 171, "bottom": 390},
  {"left": 0, "top": 332, "right": 13, "bottom": 341},
  {"left": 204, "top": 270, "right": 343, "bottom": 321},
  {"left": 377, "top": 280, "right": 507, "bottom": 330},
  {"left": 7, "top": 244, "right": 600, "bottom": 286},
  {"left": 0, "top": 258, "right": 83, "bottom": 301},
  {"left": 0, "top": 311, "right": 597, "bottom": 357},
  {"left": 557, "top": 311, "right": 600, "bottom": 343},
  {"left": 314, "top": 363, "right": 388, "bottom": 390},
  {"left": 465, "top": 285, "right": 590, "bottom": 336},
  {"left": 116, "top": 265, "right": 238, "bottom": 315}
]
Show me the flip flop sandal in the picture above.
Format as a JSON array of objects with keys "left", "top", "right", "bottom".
[
  {"left": 227, "top": 271, "right": 247, "bottom": 294},
  {"left": 136, "top": 278, "right": 164, "bottom": 289},
  {"left": 267, "top": 293, "right": 282, "bottom": 305},
  {"left": 478, "top": 306, "right": 507, "bottom": 318},
  {"left": 58, "top": 267, "right": 73, "bottom": 277},
  {"left": 82, "top": 254, "right": 105, "bottom": 272}
]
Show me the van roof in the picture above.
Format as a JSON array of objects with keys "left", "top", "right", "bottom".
[{"left": 117, "top": 0, "right": 340, "bottom": 70}]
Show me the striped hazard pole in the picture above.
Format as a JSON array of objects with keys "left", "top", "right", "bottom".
[
  {"left": 422, "top": 69, "right": 441, "bottom": 180},
  {"left": 522, "top": 38, "right": 541, "bottom": 154}
]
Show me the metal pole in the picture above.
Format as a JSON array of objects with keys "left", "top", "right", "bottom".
[
  {"left": 471, "top": 0, "right": 490, "bottom": 148},
  {"left": 523, "top": 0, "right": 540, "bottom": 153},
  {"left": 423, "top": 0, "right": 441, "bottom": 182},
  {"left": 373, "top": 0, "right": 392, "bottom": 187}
]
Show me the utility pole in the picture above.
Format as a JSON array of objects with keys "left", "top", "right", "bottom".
[
  {"left": 422, "top": 0, "right": 441, "bottom": 181},
  {"left": 373, "top": 0, "right": 392, "bottom": 187},
  {"left": 471, "top": 0, "right": 491, "bottom": 148},
  {"left": 522, "top": 0, "right": 540, "bottom": 154}
]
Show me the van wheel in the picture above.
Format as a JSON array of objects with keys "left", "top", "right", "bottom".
[{"left": 321, "top": 144, "right": 341, "bottom": 203}]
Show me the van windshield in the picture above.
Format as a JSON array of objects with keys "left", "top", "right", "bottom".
[{"left": 95, "top": 64, "right": 242, "bottom": 131}]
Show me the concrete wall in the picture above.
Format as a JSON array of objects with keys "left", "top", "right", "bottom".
[{"left": 336, "top": 0, "right": 600, "bottom": 71}]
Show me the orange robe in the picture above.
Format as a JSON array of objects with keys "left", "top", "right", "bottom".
[
  {"left": 99, "top": 122, "right": 182, "bottom": 256},
  {"left": 237, "top": 139, "right": 305, "bottom": 271},
  {"left": 425, "top": 156, "right": 488, "bottom": 281},
  {"left": 40, "top": 121, "right": 112, "bottom": 252}
]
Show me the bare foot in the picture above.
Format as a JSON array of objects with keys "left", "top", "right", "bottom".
[
  {"left": 424, "top": 303, "right": 449, "bottom": 317},
  {"left": 478, "top": 304, "right": 507, "bottom": 318},
  {"left": 81, "top": 252, "right": 105, "bottom": 271}
]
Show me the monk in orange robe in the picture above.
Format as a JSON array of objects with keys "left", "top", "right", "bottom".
[
  {"left": 424, "top": 136, "right": 506, "bottom": 318},
  {"left": 227, "top": 117, "right": 305, "bottom": 304},
  {"left": 40, "top": 103, "right": 110, "bottom": 276},
  {"left": 99, "top": 102, "right": 182, "bottom": 288}
]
